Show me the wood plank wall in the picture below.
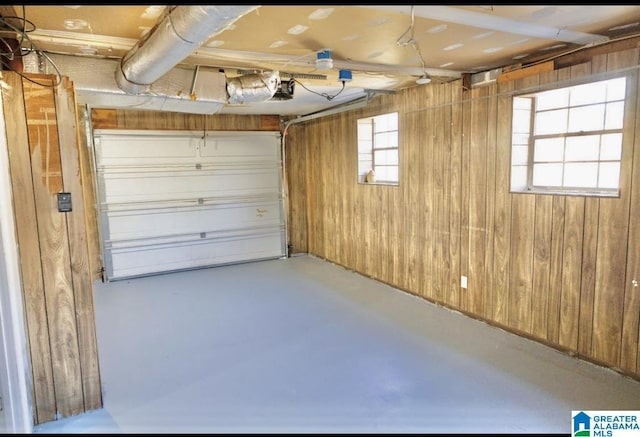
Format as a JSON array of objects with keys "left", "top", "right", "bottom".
[
  {"left": 91, "top": 108, "right": 280, "bottom": 131},
  {"left": 286, "top": 47, "right": 640, "bottom": 379},
  {"left": 2, "top": 72, "right": 102, "bottom": 424}
]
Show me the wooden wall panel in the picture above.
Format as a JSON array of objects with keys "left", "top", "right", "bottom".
[
  {"left": 403, "top": 100, "right": 422, "bottom": 296},
  {"left": 287, "top": 45, "right": 640, "bottom": 380},
  {"left": 447, "top": 82, "right": 463, "bottom": 309},
  {"left": 578, "top": 197, "right": 599, "bottom": 354},
  {"left": 591, "top": 49, "right": 639, "bottom": 366},
  {"left": 56, "top": 79, "right": 102, "bottom": 412},
  {"left": 492, "top": 80, "right": 514, "bottom": 326},
  {"left": 4, "top": 71, "right": 102, "bottom": 424},
  {"left": 459, "top": 87, "right": 472, "bottom": 312},
  {"left": 468, "top": 85, "right": 489, "bottom": 316},
  {"left": 508, "top": 192, "right": 536, "bottom": 334},
  {"left": 558, "top": 195, "right": 584, "bottom": 350},
  {"left": 3, "top": 72, "right": 56, "bottom": 424},
  {"left": 318, "top": 118, "right": 334, "bottom": 263},
  {"left": 24, "top": 77, "right": 84, "bottom": 419},
  {"left": 530, "top": 194, "right": 552, "bottom": 340},
  {"left": 390, "top": 178, "right": 405, "bottom": 290},
  {"left": 91, "top": 108, "right": 280, "bottom": 132},
  {"left": 547, "top": 194, "right": 566, "bottom": 344},
  {"left": 427, "top": 84, "right": 439, "bottom": 301},
  {"left": 284, "top": 126, "right": 308, "bottom": 254},
  {"left": 482, "top": 86, "right": 498, "bottom": 321},
  {"left": 625, "top": 71, "right": 640, "bottom": 374},
  {"left": 337, "top": 116, "right": 353, "bottom": 269},
  {"left": 307, "top": 122, "right": 324, "bottom": 257},
  {"left": 76, "top": 106, "right": 102, "bottom": 281},
  {"left": 376, "top": 187, "right": 389, "bottom": 283},
  {"left": 421, "top": 85, "right": 435, "bottom": 300},
  {"left": 436, "top": 83, "right": 452, "bottom": 304},
  {"left": 336, "top": 116, "right": 348, "bottom": 268}
]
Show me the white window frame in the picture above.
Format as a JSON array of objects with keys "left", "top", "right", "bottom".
[
  {"left": 510, "top": 76, "right": 627, "bottom": 197},
  {"left": 357, "top": 112, "right": 399, "bottom": 185}
]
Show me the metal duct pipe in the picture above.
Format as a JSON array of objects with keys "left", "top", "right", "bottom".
[
  {"left": 226, "top": 71, "right": 280, "bottom": 104},
  {"left": 115, "top": 5, "right": 259, "bottom": 95}
]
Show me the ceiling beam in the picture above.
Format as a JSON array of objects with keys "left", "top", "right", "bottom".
[
  {"left": 27, "top": 29, "right": 464, "bottom": 79},
  {"left": 191, "top": 47, "right": 465, "bottom": 78},
  {"left": 362, "top": 5, "right": 609, "bottom": 45}
]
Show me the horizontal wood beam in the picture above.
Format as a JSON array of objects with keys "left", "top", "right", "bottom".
[{"left": 497, "top": 61, "right": 554, "bottom": 83}]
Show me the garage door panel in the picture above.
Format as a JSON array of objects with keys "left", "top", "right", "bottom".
[
  {"left": 107, "top": 232, "right": 284, "bottom": 280},
  {"left": 201, "top": 135, "right": 279, "bottom": 161},
  {"left": 100, "top": 168, "right": 280, "bottom": 205},
  {"left": 93, "top": 129, "right": 286, "bottom": 280},
  {"left": 103, "top": 201, "right": 283, "bottom": 241},
  {"left": 96, "top": 132, "right": 202, "bottom": 166},
  {"left": 105, "top": 225, "right": 283, "bottom": 250}
]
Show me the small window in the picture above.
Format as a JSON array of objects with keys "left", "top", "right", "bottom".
[
  {"left": 357, "top": 112, "right": 399, "bottom": 185},
  {"left": 510, "top": 77, "right": 626, "bottom": 196}
]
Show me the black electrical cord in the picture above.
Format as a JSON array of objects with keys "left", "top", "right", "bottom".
[
  {"left": 294, "top": 78, "right": 346, "bottom": 101},
  {"left": 0, "top": 6, "right": 62, "bottom": 87}
]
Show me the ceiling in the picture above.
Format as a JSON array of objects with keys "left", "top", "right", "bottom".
[{"left": 2, "top": 4, "right": 640, "bottom": 116}]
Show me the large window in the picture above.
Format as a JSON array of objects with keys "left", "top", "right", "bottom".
[
  {"left": 357, "top": 112, "right": 399, "bottom": 185},
  {"left": 511, "top": 76, "right": 626, "bottom": 196}
]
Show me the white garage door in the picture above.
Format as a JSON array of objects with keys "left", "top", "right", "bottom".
[{"left": 93, "top": 129, "right": 286, "bottom": 281}]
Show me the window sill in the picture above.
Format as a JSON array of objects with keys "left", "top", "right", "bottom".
[
  {"left": 358, "top": 181, "right": 399, "bottom": 187},
  {"left": 510, "top": 188, "right": 620, "bottom": 198}
]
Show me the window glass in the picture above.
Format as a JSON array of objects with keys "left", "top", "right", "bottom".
[
  {"left": 568, "top": 104, "right": 605, "bottom": 132},
  {"left": 564, "top": 135, "right": 599, "bottom": 161},
  {"left": 357, "top": 112, "right": 399, "bottom": 184},
  {"left": 564, "top": 163, "right": 598, "bottom": 187},
  {"left": 536, "top": 88, "right": 569, "bottom": 110},
  {"left": 534, "top": 137, "right": 564, "bottom": 161},
  {"left": 600, "top": 133, "right": 622, "bottom": 160},
  {"left": 510, "top": 76, "right": 626, "bottom": 196},
  {"left": 534, "top": 109, "right": 568, "bottom": 135},
  {"left": 532, "top": 163, "right": 563, "bottom": 186},
  {"left": 570, "top": 82, "right": 606, "bottom": 106}
]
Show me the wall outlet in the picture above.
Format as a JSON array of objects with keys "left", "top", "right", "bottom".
[{"left": 461, "top": 276, "right": 468, "bottom": 289}]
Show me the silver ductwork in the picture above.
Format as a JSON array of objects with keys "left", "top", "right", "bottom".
[
  {"left": 226, "top": 71, "right": 280, "bottom": 104},
  {"left": 26, "top": 52, "right": 281, "bottom": 115},
  {"left": 30, "top": 53, "right": 229, "bottom": 114},
  {"left": 22, "top": 5, "right": 285, "bottom": 113},
  {"left": 22, "top": 2, "right": 285, "bottom": 115},
  {"left": 115, "top": 5, "right": 259, "bottom": 95}
]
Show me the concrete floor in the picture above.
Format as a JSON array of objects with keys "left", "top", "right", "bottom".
[{"left": 34, "top": 255, "right": 640, "bottom": 434}]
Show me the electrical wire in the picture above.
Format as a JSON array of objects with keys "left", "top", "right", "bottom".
[
  {"left": 396, "top": 5, "right": 429, "bottom": 81},
  {"left": 0, "top": 6, "right": 62, "bottom": 87},
  {"left": 294, "top": 78, "right": 346, "bottom": 101},
  {"left": 0, "top": 9, "right": 36, "bottom": 59}
]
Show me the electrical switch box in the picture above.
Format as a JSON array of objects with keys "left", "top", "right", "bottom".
[{"left": 57, "top": 192, "right": 72, "bottom": 212}]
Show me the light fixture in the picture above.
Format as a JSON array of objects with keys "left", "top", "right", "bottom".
[
  {"left": 315, "top": 50, "right": 333, "bottom": 70},
  {"left": 338, "top": 69, "right": 352, "bottom": 82},
  {"left": 416, "top": 73, "right": 431, "bottom": 84}
]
